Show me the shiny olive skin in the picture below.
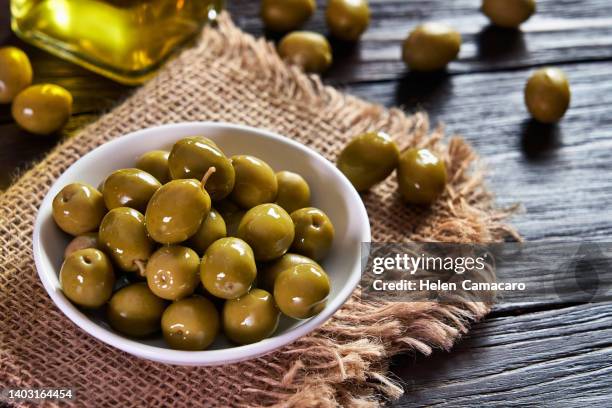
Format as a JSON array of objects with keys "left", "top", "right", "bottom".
[
  {"left": 64, "top": 232, "right": 100, "bottom": 258},
  {"left": 223, "top": 289, "right": 280, "bottom": 345},
  {"left": 402, "top": 23, "right": 462, "bottom": 72},
  {"left": 60, "top": 248, "right": 114, "bottom": 308},
  {"left": 102, "top": 168, "right": 161, "bottom": 212},
  {"left": 107, "top": 283, "right": 167, "bottom": 337},
  {"left": 99, "top": 207, "right": 154, "bottom": 273},
  {"left": 525, "top": 67, "right": 571, "bottom": 124},
  {"left": 275, "top": 171, "right": 311, "bottom": 213},
  {"left": 0, "top": 46, "right": 32, "bottom": 103},
  {"left": 258, "top": 253, "right": 320, "bottom": 293},
  {"left": 215, "top": 200, "right": 245, "bottom": 237},
  {"left": 52, "top": 183, "right": 106, "bottom": 236},
  {"left": 200, "top": 237, "right": 257, "bottom": 299},
  {"left": 188, "top": 208, "right": 227, "bottom": 255},
  {"left": 168, "top": 136, "right": 235, "bottom": 201},
  {"left": 290, "top": 207, "right": 335, "bottom": 261},
  {"left": 230, "top": 155, "right": 278, "bottom": 209},
  {"left": 278, "top": 31, "right": 333, "bottom": 73},
  {"left": 482, "top": 0, "right": 536, "bottom": 28},
  {"left": 274, "top": 263, "right": 330, "bottom": 319},
  {"left": 145, "top": 179, "right": 211, "bottom": 244},
  {"left": 146, "top": 246, "right": 200, "bottom": 301},
  {"left": 337, "top": 131, "right": 400, "bottom": 192},
  {"left": 161, "top": 296, "right": 219, "bottom": 350},
  {"left": 326, "top": 0, "right": 370, "bottom": 41},
  {"left": 136, "top": 150, "right": 171, "bottom": 184},
  {"left": 261, "top": 0, "right": 315, "bottom": 33},
  {"left": 237, "top": 204, "right": 295, "bottom": 261},
  {"left": 12, "top": 84, "right": 73, "bottom": 135},
  {"left": 397, "top": 148, "right": 447, "bottom": 205}
]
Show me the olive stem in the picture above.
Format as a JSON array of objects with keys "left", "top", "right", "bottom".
[
  {"left": 201, "top": 166, "right": 216, "bottom": 188},
  {"left": 134, "top": 259, "right": 147, "bottom": 277}
]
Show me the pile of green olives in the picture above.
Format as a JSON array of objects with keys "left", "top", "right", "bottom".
[
  {"left": 0, "top": 46, "right": 73, "bottom": 135},
  {"left": 53, "top": 136, "right": 335, "bottom": 350},
  {"left": 337, "top": 131, "right": 448, "bottom": 205}
]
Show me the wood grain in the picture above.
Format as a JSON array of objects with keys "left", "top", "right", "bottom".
[{"left": 1, "top": 0, "right": 611, "bottom": 405}]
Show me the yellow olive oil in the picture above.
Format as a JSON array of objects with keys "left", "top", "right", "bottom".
[{"left": 11, "top": 0, "right": 222, "bottom": 84}]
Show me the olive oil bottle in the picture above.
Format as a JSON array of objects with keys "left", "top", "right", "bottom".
[{"left": 11, "top": 0, "right": 223, "bottom": 84}]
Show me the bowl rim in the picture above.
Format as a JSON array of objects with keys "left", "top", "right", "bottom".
[{"left": 33, "top": 121, "right": 371, "bottom": 366}]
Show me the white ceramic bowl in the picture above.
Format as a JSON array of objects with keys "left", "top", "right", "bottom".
[{"left": 33, "top": 122, "right": 370, "bottom": 366}]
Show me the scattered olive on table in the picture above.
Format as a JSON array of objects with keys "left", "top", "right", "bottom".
[
  {"left": 524, "top": 67, "right": 571, "bottom": 124},
  {"left": 325, "top": 0, "right": 371, "bottom": 41},
  {"left": 482, "top": 0, "right": 536, "bottom": 29},
  {"left": 278, "top": 31, "right": 333, "bottom": 73},
  {"left": 337, "top": 131, "right": 400, "bottom": 192},
  {"left": 397, "top": 148, "right": 448, "bottom": 205},
  {"left": 261, "top": 0, "right": 316, "bottom": 33},
  {"left": 12, "top": 83, "right": 73, "bottom": 135},
  {"left": 0, "top": 46, "right": 33, "bottom": 103},
  {"left": 402, "top": 23, "right": 462, "bottom": 72}
]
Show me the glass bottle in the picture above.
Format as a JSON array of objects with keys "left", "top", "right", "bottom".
[{"left": 11, "top": 0, "right": 223, "bottom": 84}]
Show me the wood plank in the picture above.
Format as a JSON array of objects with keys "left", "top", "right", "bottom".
[
  {"left": 229, "top": 0, "right": 612, "bottom": 82},
  {"left": 391, "top": 302, "right": 612, "bottom": 406}
]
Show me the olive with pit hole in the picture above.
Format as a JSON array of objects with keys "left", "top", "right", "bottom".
[
  {"left": 290, "top": 207, "right": 335, "bottom": 261},
  {"left": 146, "top": 245, "right": 201, "bottom": 301},
  {"left": 60, "top": 248, "right": 115, "bottom": 308}
]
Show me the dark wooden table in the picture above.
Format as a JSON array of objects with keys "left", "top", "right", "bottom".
[{"left": 2, "top": 0, "right": 612, "bottom": 405}]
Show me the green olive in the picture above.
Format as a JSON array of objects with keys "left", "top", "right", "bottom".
[
  {"left": 12, "top": 84, "right": 73, "bottom": 135},
  {"left": 402, "top": 23, "right": 462, "bottom": 72},
  {"left": 237, "top": 203, "right": 295, "bottom": 261},
  {"left": 107, "top": 282, "right": 167, "bottom": 337},
  {"left": 60, "top": 248, "right": 114, "bottom": 308},
  {"left": 261, "top": 0, "right": 315, "bottom": 33},
  {"left": 397, "top": 148, "right": 447, "bottom": 205},
  {"left": 168, "top": 136, "right": 235, "bottom": 201},
  {"left": 258, "top": 253, "right": 320, "bottom": 293},
  {"left": 524, "top": 67, "right": 571, "bottom": 124},
  {"left": 278, "top": 31, "right": 333, "bottom": 73},
  {"left": 99, "top": 207, "right": 155, "bottom": 273},
  {"left": 0, "top": 46, "right": 33, "bottom": 103},
  {"left": 290, "top": 207, "right": 334, "bottom": 261},
  {"left": 200, "top": 237, "right": 257, "bottom": 299},
  {"left": 145, "top": 179, "right": 211, "bottom": 244},
  {"left": 326, "top": 0, "right": 370, "bottom": 41},
  {"left": 161, "top": 296, "right": 219, "bottom": 350},
  {"left": 215, "top": 200, "right": 245, "bottom": 237},
  {"left": 136, "top": 150, "right": 171, "bottom": 184},
  {"left": 146, "top": 245, "right": 200, "bottom": 301},
  {"left": 274, "top": 263, "right": 330, "bottom": 319},
  {"left": 52, "top": 183, "right": 106, "bottom": 236},
  {"left": 482, "top": 0, "right": 536, "bottom": 28},
  {"left": 230, "top": 155, "right": 278, "bottom": 209},
  {"left": 337, "top": 131, "right": 400, "bottom": 192},
  {"left": 64, "top": 232, "right": 100, "bottom": 258},
  {"left": 102, "top": 168, "right": 161, "bottom": 212},
  {"left": 275, "top": 171, "right": 311, "bottom": 213},
  {"left": 223, "top": 289, "right": 280, "bottom": 345},
  {"left": 188, "top": 208, "right": 227, "bottom": 255}
]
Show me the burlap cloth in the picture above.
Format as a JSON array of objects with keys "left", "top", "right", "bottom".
[{"left": 0, "top": 14, "right": 517, "bottom": 408}]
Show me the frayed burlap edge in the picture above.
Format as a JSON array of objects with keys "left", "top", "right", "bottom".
[{"left": 0, "top": 13, "right": 519, "bottom": 408}]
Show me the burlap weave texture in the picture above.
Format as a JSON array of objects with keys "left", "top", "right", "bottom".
[{"left": 0, "top": 14, "right": 515, "bottom": 408}]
